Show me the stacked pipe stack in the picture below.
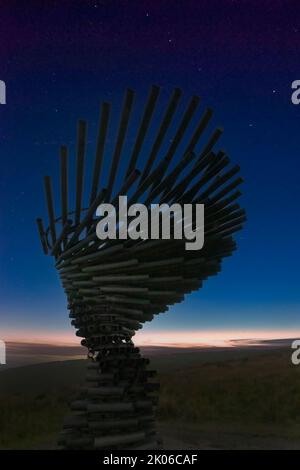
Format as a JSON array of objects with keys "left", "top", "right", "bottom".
[{"left": 36, "top": 86, "right": 245, "bottom": 449}]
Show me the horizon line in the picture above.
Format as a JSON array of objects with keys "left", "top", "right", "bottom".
[{"left": 1, "top": 328, "right": 299, "bottom": 349}]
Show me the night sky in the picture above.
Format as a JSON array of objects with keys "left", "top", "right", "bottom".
[{"left": 1, "top": 1, "right": 300, "bottom": 345}]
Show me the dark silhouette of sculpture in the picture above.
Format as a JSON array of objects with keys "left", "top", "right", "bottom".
[{"left": 36, "top": 86, "right": 245, "bottom": 449}]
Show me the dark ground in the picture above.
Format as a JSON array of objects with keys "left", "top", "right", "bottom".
[{"left": 0, "top": 346, "right": 300, "bottom": 450}]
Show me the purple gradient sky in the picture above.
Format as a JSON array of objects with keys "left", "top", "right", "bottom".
[{"left": 0, "top": 1, "right": 300, "bottom": 345}]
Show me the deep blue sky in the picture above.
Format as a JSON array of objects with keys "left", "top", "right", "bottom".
[{"left": 0, "top": 1, "right": 300, "bottom": 340}]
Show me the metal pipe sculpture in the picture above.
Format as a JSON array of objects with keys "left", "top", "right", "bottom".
[{"left": 36, "top": 86, "right": 245, "bottom": 450}]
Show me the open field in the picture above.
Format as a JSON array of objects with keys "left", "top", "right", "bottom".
[{"left": 0, "top": 346, "right": 300, "bottom": 449}]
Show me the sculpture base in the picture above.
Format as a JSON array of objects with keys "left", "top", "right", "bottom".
[{"left": 58, "top": 343, "right": 161, "bottom": 449}]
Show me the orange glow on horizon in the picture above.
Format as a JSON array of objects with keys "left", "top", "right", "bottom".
[
  {"left": 1, "top": 330, "right": 80, "bottom": 346},
  {"left": 1, "top": 328, "right": 299, "bottom": 348},
  {"left": 136, "top": 329, "right": 300, "bottom": 347}
]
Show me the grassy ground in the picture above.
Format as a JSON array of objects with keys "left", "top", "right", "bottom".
[{"left": 0, "top": 347, "right": 300, "bottom": 449}]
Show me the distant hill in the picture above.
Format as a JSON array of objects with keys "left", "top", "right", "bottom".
[
  {"left": 0, "top": 338, "right": 296, "bottom": 370},
  {"left": 0, "top": 345, "right": 285, "bottom": 395},
  {"left": 0, "top": 359, "right": 86, "bottom": 395}
]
